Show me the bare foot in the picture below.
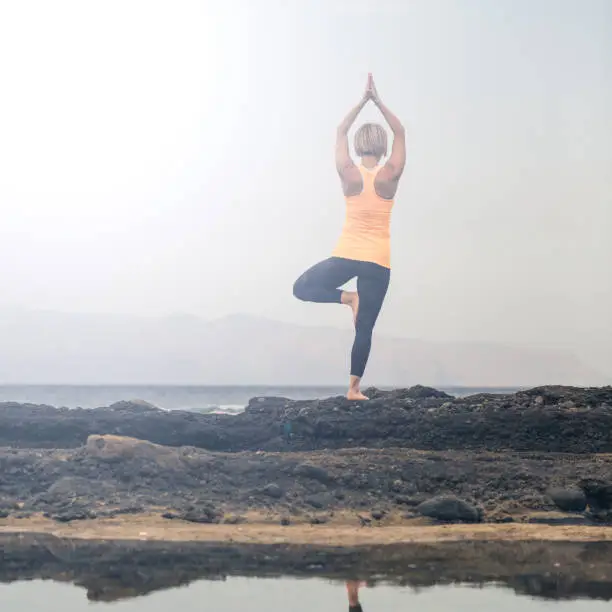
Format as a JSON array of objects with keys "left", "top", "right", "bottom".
[
  {"left": 341, "top": 291, "right": 359, "bottom": 326},
  {"left": 346, "top": 389, "right": 369, "bottom": 401},
  {"left": 350, "top": 292, "right": 359, "bottom": 326}
]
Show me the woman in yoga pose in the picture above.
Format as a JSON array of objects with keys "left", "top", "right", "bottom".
[{"left": 293, "top": 74, "right": 406, "bottom": 400}]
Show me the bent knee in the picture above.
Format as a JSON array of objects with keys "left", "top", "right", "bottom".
[{"left": 293, "top": 276, "right": 308, "bottom": 301}]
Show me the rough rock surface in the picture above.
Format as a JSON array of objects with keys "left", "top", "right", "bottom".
[
  {"left": 1, "top": 385, "right": 612, "bottom": 525},
  {"left": 1, "top": 433, "right": 612, "bottom": 524},
  {"left": 1, "top": 385, "right": 612, "bottom": 453}
]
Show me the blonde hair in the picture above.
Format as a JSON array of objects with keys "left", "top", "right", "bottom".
[{"left": 354, "top": 123, "right": 388, "bottom": 159}]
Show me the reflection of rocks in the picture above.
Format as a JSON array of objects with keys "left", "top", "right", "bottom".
[
  {"left": 1, "top": 385, "right": 612, "bottom": 454},
  {"left": 1, "top": 533, "right": 612, "bottom": 602},
  {"left": 1, "top": 433, "right": 612, "bottom": 523}
]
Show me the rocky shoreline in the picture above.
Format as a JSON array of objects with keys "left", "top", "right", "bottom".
[
  {"left": 2, "top": 384, "right": 612, "bottom": 453},
  {"left": 1, "top": 385, "right": 612, "bottom": 527}
]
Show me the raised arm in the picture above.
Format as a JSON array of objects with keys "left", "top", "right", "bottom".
[
  {"left": 370, "top": 76, "right": 406, "bottom": 181},
  {"left": 335, "top": 88, "right": 369, "bottom": 181}
]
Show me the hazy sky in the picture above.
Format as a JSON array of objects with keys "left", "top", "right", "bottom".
[{"left": 0, "top": 0, "right": 610, "bottom": 373}]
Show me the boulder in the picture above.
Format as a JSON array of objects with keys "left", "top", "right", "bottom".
[
  {"left": 261, "top": 483, "right": 284, "bottom": 499},
  {"left": 294, "top": 463, "right": 332, "bottom": 484},
  {"left": 416, "top": 495, "right": 481, "bottom": 523},
  {"left": 579, "top": 479, "right": 612, "bottom": 511},
  {"left": 85, "top": 435, "right": 183, "bottom": 470},
  {"left": 547, "top": 488, "right": 587, "bottom": 512}
]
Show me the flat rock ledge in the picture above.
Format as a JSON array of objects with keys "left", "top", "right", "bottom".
[{"left": 1, "top": 385, "right": 612, "bottom": 453}]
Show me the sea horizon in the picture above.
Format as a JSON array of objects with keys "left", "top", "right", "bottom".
[{"left": 0, "top": 383, "right": 529, "bottom": 412}]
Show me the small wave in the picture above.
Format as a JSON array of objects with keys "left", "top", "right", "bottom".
[{"left": 189, "top": 405, "right": 245, "bottom": 415}]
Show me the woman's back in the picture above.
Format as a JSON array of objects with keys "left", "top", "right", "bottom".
[{"left": 333, "top": 164, "right": 394, "bottom": 268}]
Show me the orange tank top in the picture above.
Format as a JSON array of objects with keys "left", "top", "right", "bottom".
[{"left": 332, "top": 165, "right": 394, "bottom": 269}]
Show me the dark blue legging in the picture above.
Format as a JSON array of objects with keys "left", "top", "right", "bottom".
[{"left": 293, "top": 257, "right": 390, "bottom": 378}]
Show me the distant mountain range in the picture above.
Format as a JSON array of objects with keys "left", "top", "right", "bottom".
[{"left": 0, "top": 309, "right": 604, "bottom": 386}]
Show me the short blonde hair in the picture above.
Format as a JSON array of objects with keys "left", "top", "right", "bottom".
[{"left": 354, "top": 123, "right": 388, "bottom": 159}]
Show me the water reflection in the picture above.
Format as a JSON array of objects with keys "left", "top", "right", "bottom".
[
  {"left": 346, "top": 580, "right": 364, "bottom": 611},
  {"left": 1, "top": 534, "right": 612, "bottom": 605}
]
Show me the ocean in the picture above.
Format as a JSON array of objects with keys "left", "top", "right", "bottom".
[{"left": 0, "top": 384, "right": 524, "bottom": 413}]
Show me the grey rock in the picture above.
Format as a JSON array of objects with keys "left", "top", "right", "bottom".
[
  {"left": 294, "top": 464, "right": 332, "bottom": 484},
  {"left": 404, "top": 385, "right": 453, "bottom": 399},
  {"left": 223, "top": 514, "right": 247, "bottom": 525},
  {"left": 579, "top": 479, "right": 612, "bottom": 511},
  {"left": 305, "top": 493, "right": 333, "bottom": 509},
  {"left": 394, "top": 494, "right": 427, "bottom": 507},
  {"left": 51, "top": 510, "right": 92, "bottom": 522},
  {"left": 416, "top": 495, "right": 482, "bottom": 523},
  {"left": 165, "top": 505, "right": 220, "bottom": 524},
  {"left": 262, "top": 483, "right": 284, "bottom": 499},
  {"left": 547, "top": 487, "right": 587, "bottom": 512}
]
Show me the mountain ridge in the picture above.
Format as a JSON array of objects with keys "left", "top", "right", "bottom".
[{"left": 0, "top": 308, "right": 604, "bottom": 386}]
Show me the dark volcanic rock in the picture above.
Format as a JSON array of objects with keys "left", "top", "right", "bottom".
[
  {"left": 223, "top": 514, "right": 247, "bottom": 525},
  {"left": 547, "top": 487, "right": 587, "bottom": 512},
  {"left": 394, "top": 495, "right": 428, "bottom": 507},
  {"left": 164, "top": 506, "right": 220, "bottom": 524},
  {"left": 416, "top": 495, "right": 482, "bottom": 523},
  {"left": 261, "top": 483, "right": 284, "bottom": 499},
  {"left": 2, "top": 432, "right": 612, "bottom": 523},
  {"left": 579, "top": 479, "right": 612, "bottom": 511},
  {"left": 294, "top": 463, "right": 332, "bottom": 483},
  {"left": 1, "top": 385, "right": 612, "bottom": 453},
  {"left": 305, "top": 493, "right": 334, "bottom": 509},
  {"left": 50, "top": 510, "right": 93, "bottom": 523}
]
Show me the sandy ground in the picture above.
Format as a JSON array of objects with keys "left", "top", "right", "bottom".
[{"left": 2, "top": 514, "right": 612, "bottom": 545}]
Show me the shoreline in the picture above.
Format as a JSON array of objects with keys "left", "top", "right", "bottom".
[
  {"left": 2, "top": 385, "right": 612, "bottom": 537},
  {"left": 3, "top": 385, "right": 612, "bottom": 603},
  {"left": 2, "top": 515, "right": 612, "bottom": 544}
]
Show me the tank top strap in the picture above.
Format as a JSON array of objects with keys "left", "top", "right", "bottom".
[{"left": 358, "top": 165, "right": 381, "bottom": 193}]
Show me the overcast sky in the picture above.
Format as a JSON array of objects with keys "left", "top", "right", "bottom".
[{"left": 0, "top": 0, "right": 610, "bottom": 374}]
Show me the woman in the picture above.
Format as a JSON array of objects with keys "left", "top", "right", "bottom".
[{"left": 293, "top": 74, "right": 406, "bottom": 400}]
